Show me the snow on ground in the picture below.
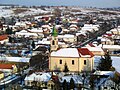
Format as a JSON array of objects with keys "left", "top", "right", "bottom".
[
  {"left": 17, "top": 8, "right": 50, "bottom": 17},
  {"left": 94, "top": 56, "right": 120, "bottom": 73},
  {"left": 0, "top": 6, "right": 50, "bottom": 17},
  {"left": 0, "top": 6, "right": 14, "bottom": 17}
]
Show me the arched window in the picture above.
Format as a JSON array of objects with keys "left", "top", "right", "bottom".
[
  {"left": 60, "top": 59, "right": 62, "bottom": 64},
  {"left": 52, "top": 40, "right": 55, "bottom": 45},
  {"left": 84, "top": 60, "right": 86, "bottom": 65},
  {"left": 72, "top": 60, "right": 74, "bottom": 65}
]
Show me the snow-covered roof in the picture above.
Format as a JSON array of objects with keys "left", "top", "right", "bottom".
[
  {"left": 64, "top": 34, "right": 75, "bottom": 38},
  {"left": 15, "top": 22, "right": 26, "bottom": 26},
  {"left": 98, "top": 44, "right": 120, "bottom": 50},
  {"left": 101, "top": 38, "right": 111, "bottom": 42},
  {"left": 59, "top": 75, "right": 82, "bottom": 84},
  {"left": 15, "top": 32, "right": 38, "bottom": 37},
  {"left": 110, "top": 28, "right": 120, "bottom": 32},
  {"left": 0, "top": 56, "right": 30, "bottom": 63},
  {"left": 51, "top": 48, "right": 79, "bottom": 57},
  {"left": 28, "top": 28, "right": 43, "bottom": 33},
  {"left": 94, "top": 71, "right": 114, "bottom": 76},
  {"left": 85, "top": 47, "right": 104, "bottom": 52},
  {"left": 51, "top": 48, "right": 94, "bottom": 57},
  {"left": 24, "top": 72, "right": 51, "bottom": 82},
  {"left": 37, "top": 40, "right": 66, "bottom": 45}
]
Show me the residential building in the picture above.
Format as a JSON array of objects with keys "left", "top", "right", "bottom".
[
  {"left": 24, "top": 72, "right": 51, "bottom": 87},
  {"left": 0, "top": 35, "right": 8, "bottom": 44},
  {"left": 0, "top": 64, "right": 17, "bottom": 74}
]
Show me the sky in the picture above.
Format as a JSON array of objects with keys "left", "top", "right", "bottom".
[{"left": 0, "top": 0, "right": 120, "bottom": 8}]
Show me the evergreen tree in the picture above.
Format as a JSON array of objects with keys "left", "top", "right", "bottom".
[
  {"left": 70, "top": 78, "right": 75, "bottom": 89},
  {"left": 31, "top": 41, "right": 35, "bottom": 49},
  {"left": 63, "top": 62, "right": 69, "bottom": 73},
  {"left": 97, "top": 51, "right": 112, "bottom": 71},
  {"left": 5, "top": 27, "right": 13, "bottom": 34},
  {"left": 8, "top": 36, "right": 13, "bottom": 43},
  {"left": 63, "top": 80, "right": 68, "bottom": 90}
]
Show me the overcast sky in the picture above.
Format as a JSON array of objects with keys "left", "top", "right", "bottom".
[{"left": 0, "top": 0, "right": 120, "bottom": 8}]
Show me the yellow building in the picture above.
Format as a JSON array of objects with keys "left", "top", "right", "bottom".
[
  {"left": 50, "top": 26, "right": 58, "bottom": 52},
  {"left": 0, "top": 71, "right": 4, "bottom": 80},
  {"left": 49, "top": 48, "right": 94, "bottom": 72}
]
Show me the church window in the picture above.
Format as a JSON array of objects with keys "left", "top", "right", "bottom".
[
  {"left": 60, "top": 60, "right": 62, "bottom": 64},
  {"left": 84, "top": 60, "right": 86, "bottom": 65},
  {"left": 52, "top": 40, "right": 55, "bottom": 45}
]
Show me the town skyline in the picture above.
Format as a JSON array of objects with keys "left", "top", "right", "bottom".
[{"left": 1, "top": 0, "right": 120, "bottom": 8}]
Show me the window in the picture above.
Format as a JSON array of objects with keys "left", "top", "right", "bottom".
[
  {"left": 104, "top": 87, "right": 107, "bottom": 89},
  {"left": 111, "top": 87, "right": 114, "bottom": 89},
  {"left": 60, "top": 60, "right": 62, "bottom": 64},
  {"left": 52, "top": 40, "right": 55, "bottom": 45},
  {"left": 72, "top": 60, "right": 74, "bottom": 65},
  {"left": 84, "top": 60, "right": 86, "bottom": 65}
]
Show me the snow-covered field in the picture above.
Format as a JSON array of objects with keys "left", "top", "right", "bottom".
[
  {"left": 0, "top": 6, "right": 50, "bottom": 17},
  {"left": 94, "top": 56, "right": 120, "bottom": 73}
]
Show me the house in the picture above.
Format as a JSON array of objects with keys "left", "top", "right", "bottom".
[
  {"left": 24, "top": 72, "right": 51, "bottom": 87},
  {"left": 49, "top": 48, "right": 94, "bottom": 72},
  {"left": 0, "top": 64, "right": 17, "bottom": 74},
  {"left": 69, "top": 24, "right": 78, "bottom": 31},
  {"left": 101, "top": 38, "right": 114, "bottom": 45},
  {"left": 110, "top": 28, "right": 120, "bottom": 35},
  {"left": 0, "top": 71, "right": 4, "bottom": 80},
  {"left": 47, "top": 80, "right": 56, "bottom": 89},
  {"left": 81, "top": 24, "right": 99, "bottom": 33},
  {"left": 0, "top": 35, "right": 8, "bottom": 44},
  {"left": 47, "top": 75, "right": 61, "bottom": 90},
  {"left": 92, "top": 71, "right": 119, "bottom": 90},
  {"left": 15, "top": 30, "right": 39, "bottom": 38},
  {"left": 63, "top": 34, "right": 77, "bottom": 43},
  {"left": 98, "top": 44, "right": 120, "bottom": 52},
  {"left": 84, "top": 45, "right": 105, "bottom": 55},
  {"left": 15, "top": 21, "right": 31, "bottom": 29}
]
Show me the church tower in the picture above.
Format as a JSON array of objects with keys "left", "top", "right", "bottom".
[{"left": 50, "top": 26, "right": 58, "bottom": 51}]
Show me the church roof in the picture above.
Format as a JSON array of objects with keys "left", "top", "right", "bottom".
[{"left": 51, "top": 48, "right": 94, "bottom": 58}]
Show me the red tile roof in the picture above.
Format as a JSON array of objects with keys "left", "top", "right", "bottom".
[
  {"left": 0, "top": 64, "right": 15, "bottom": 69},
  {"left": 78, "top": 48, "right": 94, "bottom": 57},
  {"left": 0, "top": 35, "right": 8, "bottom": 41}
]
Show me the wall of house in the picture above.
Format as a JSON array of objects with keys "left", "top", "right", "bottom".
[
  {"left": 112, "top": 31, "right": 120, "bottom": 35},
  {"left": 0, "top": 39, "right": 8, "bottom": 44},
  {"left": 101, "top": 40, "right": 114, "bottom": 45},
  {"left": 13, "top": 66, "right": 18, "bottom": 73},
  {"left": 63, "top": 37, "right": 77, "bottom": 43},
  {"left": 91, "top": 51, "right": 104, "bottom": 56},
  {"left": 25, "top": 80, "right": 32, "bottom": 86},
  {"left": 0, "top": 73, "right": 4, "bottom": 80}
]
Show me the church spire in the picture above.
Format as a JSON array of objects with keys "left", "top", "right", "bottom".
[{"left": 52, "top": 26, "right": 58, "bottom": 37}]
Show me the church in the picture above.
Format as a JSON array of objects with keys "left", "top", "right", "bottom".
[{"left": 49, "top": 26, "right": 94, "bottom": 72}]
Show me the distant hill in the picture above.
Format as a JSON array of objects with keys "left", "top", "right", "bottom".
[{"left": 0, "top": 4, "right": 19, "bottom": 6}]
